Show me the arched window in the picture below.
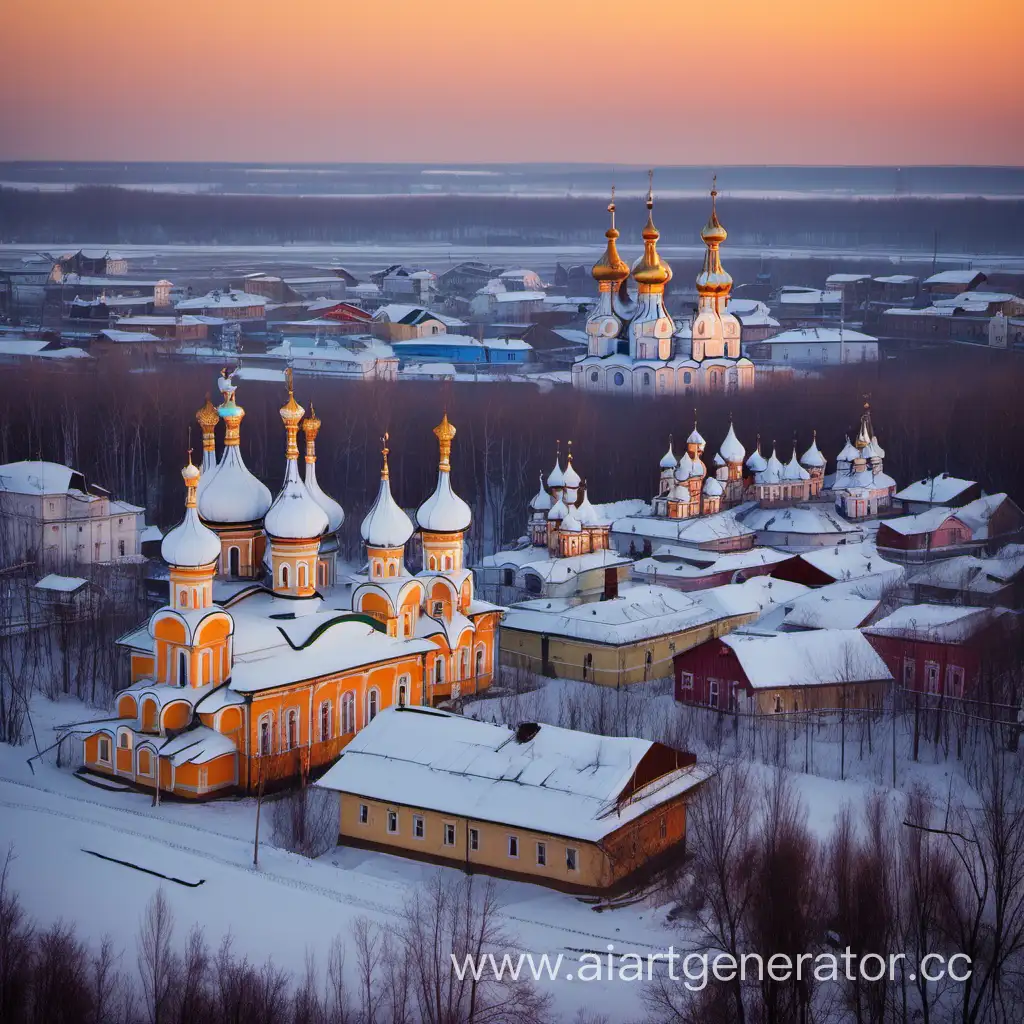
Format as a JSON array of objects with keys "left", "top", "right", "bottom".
[
  {"left": 178, "top": 588, "right": 188, "bottom": 607},
  {"left": 396, "top": 677, "right": 409, "bottom": 707},
  {"left": 286, "top": 709, "right": 299, "bottom": 750},
  {"left": 319, "top": 701, "right": 331, "bottom": 742},
  {"left": 589, "top": 371, "right": 598, "bottom": 383},
  {"left": 367, "top": 689, "right": 379, "bottom": 722},
  {"left": 201, "top": 649, "right": 213, "bottom": 686},
  {"left": 434, "top": 658, "right": 445, "bottom": 685},
  {"left": 118, "top": 730, "right": 132, "bottom": 750},
  {"left": 475, "top": 646, "right": 485, "bottom": 680},
  {"left": 229, "top": 546, "right": 240, "bottom": 577},
  {"left": 583, "top": 652, "right": 593, "bottom": 681},
  {"left": 318, "top": 561, "right": 329, "bottom": 586},
  {"left": 280, "top": 564, "right": 290, "bottom": 589},
  {"left": 444, "top": 555, "right": 453, "bottom": 570},
  {"left": 374, "top": 562, "right": 383, "bottom": 577},
  {"left": 259, "top": 715, "right": 272, "bottom": 755},
  {"left": 683, "top": 371, "right": 692, "bottom": 384},
  {"left": 177, "top": 650, "right": 188, "bottom": 687},
  {"left": 613, "top": 372, "right": 624, "bottom": 387},
  {"left": 428, "top": 555, "right": 437, "bottom": 570},
  {"left": 298, "top": 563, "right": 308, "bottom": 589},
  {"left": 341, "top": 692, "right": 355, "bottom": 734},
  {"left": 644, "top": 650, "right": 653, "bottom": 681},
  {"left": 388, "top": 563, "right": 397, "bottom": 577},
  {"left": 642, "top": 372, "right": 651, "bottom": 385}
]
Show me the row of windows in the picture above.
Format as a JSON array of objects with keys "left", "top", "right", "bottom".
[
  {"left": 902, "top": 658, "right": 965, "bottom": 696},
  {"left": 366, "top": 806, "right": 579, "bottom": 871},
  {"left": 256, "top": 683, "right": 410, "bottom": 755}
]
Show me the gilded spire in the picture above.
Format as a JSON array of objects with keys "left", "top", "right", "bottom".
[
  {"left": 381, "top": 432, "right": 391, "bottom": 481},
  {"left": 217, "top": 371, "right": 245, "bottom": 447},
  {"left": 302, "top": 402, "right": 321, "bottom": 462},
  {"left": 434, "top": 413, "right": 456, "bottom": 472},
  {"left": 697, "top": 174, "right": 732, "bottom": 299},
  {"left": 591, "top": 185, "right": 630, "bottom": 285},
  {"left": 195, "top": 394, "right": 219, "bottom": 452},
  {"left": 632, "top": 170, "right": 672, "bottom": 290},
  {"left": 278, "top": 367, "right": 305, "bottom": 461},
  {"left": 855, "top": 400, "right": 874, "bottom": 449}
]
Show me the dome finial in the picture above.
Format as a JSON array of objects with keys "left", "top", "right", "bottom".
[
  {"left": 434, "top": 413, "right": 456, "bottom": 472},
  {"left": 181, "top": 445, "right": 201, "bottom": 509},
  {"left": 278, "top": 368, "right": 304, "bottom": 460},
  {"left": 632, "top": 170, "right": 672, "bottom": 289},
  {"left": 592, "top": 183, "right": 630, "bottom": 285},
  {"left": 381, "top": 432, "right": 391, "bottom": 481}
]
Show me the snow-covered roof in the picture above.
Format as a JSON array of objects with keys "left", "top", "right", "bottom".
[
  {"left": 317, "top": 706, "right": 706, "bottom": 842},
  {"left": 493, "top": 290, "right": 546, "bottom": 303},
  {"left": 740, "top": 504, "right": 862, "bottom": 537},
  {"left": 896, "top": 474, "right": 976, "bottom": 504},
  {"left": 162, "top": 488, "right": 221, "bottom": 567},
  {"left": 98, "top": 329, "right": 160, "bottom": 343},
  {"left": 502, "top": 583, "right": 746, "bottom": 644},
  {"left": 634, "top": 546, "right": 789, "bottom": 580},
  {"left": 0, "top": 460, "right": 82, "bottom": 495},
  {"left": 760, "top": 327, "right": 876, "bottom": 344},
  {"left": 197, "top": 444, "right": 272, "bottom": 525},
  {"left": 924, "top": 269, "right": 986, "bottom": 285},
  {"left": 880, "top": 507, "right": 961, "bottom": 537},
  {"left": 512, "top": 548, "right": 631, "bottom": 584},
  {"left": 865, "top": 604, "right": 999, "bottom": 643},
  {"left": 874, "top": 274, "right": 918, "bottom": 285},
  {"left": 160, "top": 726, "right": 238, "bottom": 767},
  {"left": 826, "top": 273, "right": 872, "bottom": 284},
  {"left": 778, "top": 289, "right": 842, "bottom": 305},
  {"left": 718, "top": 424, "right": 745, "bottom": 464},
  {"left": 417, "top": 471, "right": 471, "bottom": 534},
  {"left": 795, "top": 542, "right": 903, "bottom": 583},
  {"left": 800, "top": 437, "right": 826, "bottom": 468},
  {"left": 176, "top": 290, "right": 266, "bottom": 310},
  {"left": 35, "top": 573, "right": 88, "bottom": 594},
  {"left": 781, "top": 451, "right": 811, "bottom": 482},
  {"left": 782, "top": 594, "right": 880, "bottom": 631},
  {"left": 722, "top": 630, "right": 892, "bottom": 689},
  {"left": 613, "top": 508, "right": 756, "bottom": 546},
  {"left": 951, "top": 494, "right": 1009, "bottom": 539},
  {"left": 304, "top": 460, "right": 345, "bottom": 534}
]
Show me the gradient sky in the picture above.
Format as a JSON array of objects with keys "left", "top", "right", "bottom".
[{"left": 3, "top": 0, "right": 1023, "bottom": 165}]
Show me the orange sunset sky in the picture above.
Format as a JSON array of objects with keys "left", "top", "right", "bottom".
[{"left": 3, "top": 0, "right": 1023, "bottom": 165}]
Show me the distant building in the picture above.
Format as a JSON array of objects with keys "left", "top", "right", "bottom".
[
  {"left": 176, "top": 289, "right": 266, "bottom": 321},
  {"left": 923, "top": 269, "right": 987, "bottom": 298},
  {"left": 870, "top": 275, "right": 919, "bottom": 304},
  {"left": 316, "top": 706, "right": 708, "bottom": 895},
  {"left": 0, "top": 460, "right": 143, "bottom": 570},
  {"left": 746, "top": 327, "right": 878, "bottom": 365},
  {"left": 391, "top": 336, "right": 531, "bottom": 365},
  {"left": 112, "top": 315, "right": 210, "bottom": 343},
  {"left": 57, "top": 249, "right": 128, "bottom": 277},
  {"left": 895, "top": 474, "right": 980, "bottom": 513},
  {"left": 437, "top": 262, "right": 498, "bottom": 295},
  {"left": 373, "top": 265, "right": 437, "bottom": 303},
  {"left": 373, "top": 304, "right": 455, "bottom": 341},
  {"left": 774, "top": 287, "right": 843, "bottom": 322},
  {"left": 825, "top": 273, "right": 872, "bottom": 308}
]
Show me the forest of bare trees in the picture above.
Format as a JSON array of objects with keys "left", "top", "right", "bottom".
[{"left": 3, "top": 188, "right": 1024, "bottom": 252}]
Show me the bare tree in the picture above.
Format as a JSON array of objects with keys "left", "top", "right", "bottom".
[{"left": 137, "top": 890, "right": 176, "bottom": 1024}]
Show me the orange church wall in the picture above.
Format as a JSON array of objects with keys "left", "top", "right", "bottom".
[
  {"left": 140, "top": 698, "right": 159, "bottom": 732},
  {"left": 130, "top": 654, "right": 153, "bottom": 682},
  {"left": 115, "top": 745, "right": 132, "bottom": 774},
  {"left": 117, "top": 694, "right": 138, "bottom": 719},
  {"left": 162, "top": 701, "right": 192, "bottom": 731},
  {"left": 153, "top": 617, "right": 187, "bottom": 644}
]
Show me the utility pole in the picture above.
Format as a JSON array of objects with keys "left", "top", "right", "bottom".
[{"left": 253, "top": 755, "right": 264, "bottom": 868}]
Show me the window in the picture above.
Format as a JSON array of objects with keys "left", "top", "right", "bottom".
[
  {"left": 644, "top": 650, "right": 653, "bottom": 681},
  {"left": 198, "top": 767, "right": 208, "bottom": 791},
  {"left": 286, "top": 709, "right": 299, "bottom": 749},
  {"left": 536, "top": 842, "right": 547, "bottom": 867},
  {"left": 469, "top": 828, "right": 480, "bottom": 851},
  {"left": 374, "top": 562, "right": 382, "bottom": 577},
  {"left": 298, "top": 563, "right": 308, "bottom": 589},
  {"left": 589, "top": 371, "right": 598, "bottom": 383},
  {"left": 388, "top": 563, "right": 397, "bottom": 577},
  {"left": 683, "top": 371, "right": 692, "bottom": 384},
  {"left": 359, "top": 803, "right": 369, "bottom": 824},
  {"left": 679, "top": 671, "right": 694, "bottom": 694},
  {"left": 259, "top": 716, "right": 272, "bottom": 755},
  {"left": 565, "top": 847, "right": 578, "bottom": 872},
  {"left": 98, "top": 737, "right": 111, "bottom": 764},
  {"left": 341, "top": 692, "right": 355, "bottom": 734},
  {"left": 367, "top": 689, "right": 379, "bottom": 722},
  {"left": 947, "top": 664, "right": 965, "bottom": 697},
  {"left": 659, "top": 817, "right": 667, "bottom": 840},
  {"left": 434, "top": 658, "right": 445, "bottom": 685},
  {"left": 387, "top": 810, "right": 398, "bottom": 834},
  {"left": 613, "top": 372, "right": 624, "bottom": 387},
  {"left": 118, "top": 539, "right": 125, "bottom": 556},
  {"left": 444, "top": 555, "right": 453, "bottom": 570},
  {"left": 708, "top": 679, "right": 720, "bottom": 709},
  {"left": 507, "top": 836, "right": 519, "bottom": 858},
  {"left": 413, "top": 815, "right": 425, "bottom": 839},
  {"left": 396, "top": 678, "right": 408, "bottom": 707},
  {"left": 429, "top": 555, "right": 437, "bottom": 570},
  {"left": 642, "top": 372, "right": 651, "bottom": 385},
  {"left": 583, "top": 652, "right": 593, "bottom": 681},
  {"left": 444, "top": 823, "right": 456, "bottom": 846},
  {"left": 118, "top": 731, "right": 131, "bottom": 749},
  {"left": 229, "top": 547, "right": 240, "bottom": 577},
  {"left": 925, "top": 662, "right": 940, "bottom": 695},
  {"left": 280, "top": 564, "right": 290, "bottom": 589},
  {"left": 177, "top": 650, "right": 188, "bottom": 687},
  {"left": 431, "top": 600, "right": 444, "bottom": 617},
  {"left": 319, "top": 701, "right": 332, "bottom": 742}
]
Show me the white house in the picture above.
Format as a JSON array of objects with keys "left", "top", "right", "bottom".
[
  {"left": 0, "top": 461, "right": 144, "bottom": 570},
  {"left": 748, "top": 327, "right": 878, "bottom": 365}
]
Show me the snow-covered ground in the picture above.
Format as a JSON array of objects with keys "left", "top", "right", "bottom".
[{"left": 0, "top": 684, "right": 976, "bottom": 1020}]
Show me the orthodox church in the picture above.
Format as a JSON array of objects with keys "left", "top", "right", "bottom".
[
  {"left": 572, "top": 177, "right": 755, "bottom": 396},
  {"left": 77, "top": 370, "right": 501, "bottom": 799}
]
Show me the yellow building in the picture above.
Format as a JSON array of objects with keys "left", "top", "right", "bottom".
[
  {"left": 317, "top": 706, "right": 709, "bottom": 895},
  {"left": 499, "top": 583, "right": 760, "bottom": 686},
  {"left": 73, "top": 373, "right": 501, "bottom": 798}
]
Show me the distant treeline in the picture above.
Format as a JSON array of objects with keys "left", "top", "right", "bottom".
[
  {"left": 2, "top": 187, "right": 1023, "bottom": 252},
  {"left": 0, "top": 349, "right": 1020, "bottom": 563}
]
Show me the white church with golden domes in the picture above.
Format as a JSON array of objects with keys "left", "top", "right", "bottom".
[{"left": 572, "top": 177, "right": 755, "bottom": 396}]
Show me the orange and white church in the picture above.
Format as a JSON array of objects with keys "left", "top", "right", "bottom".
[{"left": 78, "top": 370, "right": 502, "bottom": 799}]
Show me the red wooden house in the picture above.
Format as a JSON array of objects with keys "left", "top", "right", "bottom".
[
  {"left": 864, "top": 604, "right": 1012, "bottom": 699},
  {"left": 673, "top": 629, "right": 892, "bottom": 714}
]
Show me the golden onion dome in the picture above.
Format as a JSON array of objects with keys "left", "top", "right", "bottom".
[
  {"left": 592, "top": 193, "right": 630, "bottom": 284},
  {"left": 631, "top": 173, "right": 672, "bottom": 288},
  {"left": 696, "top": 176, "right": 732, "bottom": 296},
  {"left": 195, "top": 394, "right": 220, "bottom": 432},
  {"left": 701, "top": 183, "right": 728, "bottom": 246}
]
